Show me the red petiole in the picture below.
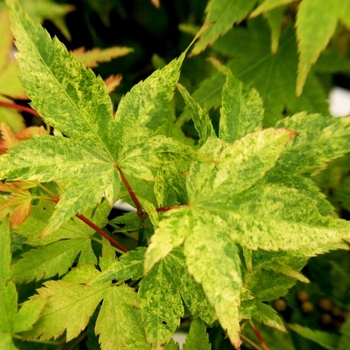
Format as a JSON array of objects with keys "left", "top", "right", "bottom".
[{"left": 0, "top": 99, "right": 41, "bottom": 117}]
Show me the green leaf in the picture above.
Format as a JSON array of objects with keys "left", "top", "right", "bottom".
[
  {"left": 184, "top": 223, "right": 242, "bottom": 348},
  {"left": 95, "top": 284, "right": 151, "bottom": 350},
  {"left": 218, "top": 66, "right": 263, "bottom": 143},
  {"left": 24, "top": 280, "right": 110, "bottom": 341},
  {"left": 0, "top": 219, "right": 46, "bottom": 348},
  {"left": 176, "top": 72, "right": 225, "bottom": 127},
  {"left": 188, "top": 129, "right": 294, "bottom": 203},
  {"left": 113, "top": 52, "right": 187, "bottom": 154},
  {"left": 146, "top": 129, "right": 294, "bottom": 269},
  {"left": 296, "top": 0, "right": 342, "bottom": 96},
  {"left": 288, "top": 324, "right": 338, "bottom": 350},
  {"left": 63, "top": 264, "right": 100, "bottom": 284},
  {"left": 183, "top": 319, "right": 211, "bottom": 350},
  {"left": 338, "top": 316, "right": 350, "bottom": 350},
  {"left": 89, "top": 247, "right": 146, "bottom": 285},
  {"left": 0, "top": 219, "right": 18, "bottom": 347},
  {"left": 165, "top": 339, "right": 180, "bottom": 350},
  {"left": 273, "top": 113, "right": 350, "bottom": 176},
  {"left": 253, "top": 302, "right": 286, "bottom": 332},
  {"left": 14, "top": 199, "right": 110, "bottom": 246},
  {"left": 243, "top": 251, "right": 307, "bottom": 301},
  {"left": 262, "top": 5, "right": 285, "bottom": 54},
  {"left": 212, "top": 18, "right": 328, "bottom": 126},
  {"left": 13, "top": 295, "right": 47, "bottom": 333},
  {"left": 118, "top": 135, "right": 205, "bottom": 182},
  {"left": 4, "top": 1, "right": 194, "bottom": 233},
  {"left": 11, "top": 0, "right": 74, "bottom": 40},
  {"left": 249, "top": 0, "right": 296, "bottom": 18},
  {"left": 139, "top": 257, "right": 184, "bottom": 345},
  {"left": 140, "top": 248, "right": 215, "bottom": 346},
  {"left": 7, "top": 1, "right": 115, "bottom": 158},
  {"left": 263, "top": 174, "right": 336, "bottom": 217},
  {"left": 11, "top": 238, "right": 96, "bottom": 283},
  {"left": 177, "top": 83, "right": 215, "bottom": 146},
  {"left": 191, "top": 0, "right": 258, "bottom": 55}
]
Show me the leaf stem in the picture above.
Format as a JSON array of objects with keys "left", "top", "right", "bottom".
[
  {"left": 249, "top": 320, "right": 270, "bottom": 350},
  {"left": 36, "top": 182, "right": 60, "bottom": 201},
  {"left": 240, "top": 334, "right": 263, "bottom": 350},
  {"left": 115, "top": 165, "right": 145, "bottom": 217},
  {"left": 0, "top": 99, "right": 41, "bottom": 117},
  {"left": 76, "top": 213, "right": 129, "bottom": 252}
]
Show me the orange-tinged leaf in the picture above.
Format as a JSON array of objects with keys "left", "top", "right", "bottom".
[
  {"left": 0, "top": 122, "right": 19, "bottom": 149},
  {"left": 16, "top": 126, "right": 48, "bottom": 139},
  {"left": 151, "top": 0, "right": 160, "bottom": 8},
  {"left": 104, "top": 74, "right": 122, "bottom": 94},
  {"left": 9, "top": 197, "right": 32, "bottom": 228},
  {"left": 72, "top": 46, "right": 133, "bottom": 68}
]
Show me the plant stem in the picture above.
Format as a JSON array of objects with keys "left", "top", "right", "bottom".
[
  {"left": 38, "top": 183, "right": 128, "bottom": 252},
  {"left": 36, "top": 182, "right": 59, "bottom": 201},
  {"left": 115, "top": 165, "right": 145, "bottom": 217},
  {"left": 249, "top": 320, "right": 270, "bottom": 350},
  {"left": 156, "top": 204, "right": 191, "bottom": 212},
  {"left": 240, "top": 334, "right": 263, "bottom": 350},
  {"left": 0, "top": 99, "right": 40, "bottom": 117},
  {"left": 76, "top": 213, "right": 128, "bottom": 252}
]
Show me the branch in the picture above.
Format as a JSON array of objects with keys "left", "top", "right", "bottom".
[
  {"left": 115, "top": 165, "right": 145, "bottom": 217},
  {"left": 76, "top": 213, "right": 128, "bottom": 252},
  {"left": 38, "top": 183, "right": 128, "bottom": 252}
]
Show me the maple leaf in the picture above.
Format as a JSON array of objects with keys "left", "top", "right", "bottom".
[
  {"left": 11, "top": 199, "right": 110, "bottom": 283},
  {"left": 1, "top": 0, "right": 201, "bottom": 235},
  {"left": 183, "top": 319, "right": 211, "bottom": 350},
  {"left": 144, "top": 127, "right": 350, "bottom": 346},
  {"left": 72, "top": 46, "right": 133, "bottom": 68},
  {"left": 191, "top": 0, "right": 258, "bottom": 55},
  {"left": 22, "top": 244, "right": 151, "bottom": 348},
  {"left": 194, "top": 18, "right": 329, "bottom": 127},
  {"left": 139, "top": 247, "right": 215, "bottom": 346},
  {"left": 295, "top": 0, "right": 349, "bottom": 95},
  {"left": 249, "top": 0, "right": 296, "bottom": 18},
  {"left": 95, "top": 284, "right": 152, "bottom": 350},
  {"left": 0, "top": 219, "right": 47, "bottom": 349}
]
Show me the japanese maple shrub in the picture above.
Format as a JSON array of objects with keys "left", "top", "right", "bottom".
[{"left": 2, "top": 1, "right": 350, "bottom": 349}]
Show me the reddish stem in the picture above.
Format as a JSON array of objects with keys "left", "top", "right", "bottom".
[
  {"left": 249, "top": 321, "right": 270, "bottom": 350},
  {"left": 115, "top": 165, "right": 145, "bottom": 217},
  {"left": 76, "top": 213, "right": 128, "bottom": 252},
  {"left": 156, "top": 204, "right": 191, "bottom": 212},
  {"left": 0, "top": 99, "right": 41, "bottom": 117},
  {"left": 39, "top": 185, "right": 128, "bottom": 252}
]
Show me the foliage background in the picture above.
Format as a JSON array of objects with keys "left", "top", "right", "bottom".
[{"left": 2, "top": 0, "right": 350, "bottom": 349}]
